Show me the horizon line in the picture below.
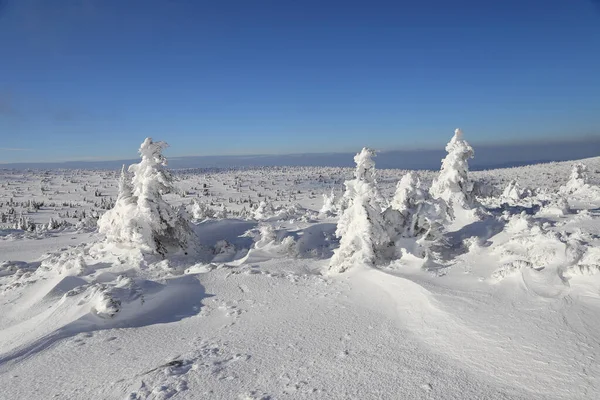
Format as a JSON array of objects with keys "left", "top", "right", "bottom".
[{"left": 0, "top": 134, "right": 599, "bottom": 166}]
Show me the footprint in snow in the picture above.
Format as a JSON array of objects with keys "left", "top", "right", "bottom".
[
  {"left": 420, "top": 383, "right": 433, "bottom": 392},
  {"left": 127, "top": 340, "right": 251, "bottom": 399}
]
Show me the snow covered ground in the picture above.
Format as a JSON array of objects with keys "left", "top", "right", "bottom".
[{"left": 2, "top": 149, "right": 600, "bottom": 399}]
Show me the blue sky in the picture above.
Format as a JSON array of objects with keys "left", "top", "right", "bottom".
[{"left": 1, "top": 0, "right": 599, "bottom": 163}]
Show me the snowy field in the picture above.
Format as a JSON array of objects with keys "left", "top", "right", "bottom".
[{"left": 2, "top": 134, "right": 600, "bottom": 399}]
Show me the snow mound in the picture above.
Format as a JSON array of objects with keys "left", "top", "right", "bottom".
[{"left": 0, "top": 245, "right": 207, "bottom": 365}]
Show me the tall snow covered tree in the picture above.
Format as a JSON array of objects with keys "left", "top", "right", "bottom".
[
  {"left": 98, "top": 139, "right": 196, "bottom": 256},
  {"left": 430, "top": 128, "right": 475, "bottom": 210},
  {"left": 329, "top": 148, "right": 391, "bottom": 273}
]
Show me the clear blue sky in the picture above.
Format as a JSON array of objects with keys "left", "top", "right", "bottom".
[{"left": 1, "top": 0, "right": 599, "bottom": 163}]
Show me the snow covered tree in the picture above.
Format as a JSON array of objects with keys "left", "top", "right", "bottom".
[
  {"left": 191, "top": 199, "right": 214, "bottom": 220},
  {"left": 14, "top": 213, "right": 35, "bottom": 231},
  {"left": 98, "top": 139, "right": 196, "bottom": 256},
  {"left": 329, "top": 148, "right": 391, "bottom": 273},
  {"left": 430, "top": 128, "right": 475, "bottom": 210},
  {"left": 237, "top": 206, "right": 252, "bottom": 220},
  {"left": 253, "top": 200, "right": 275, "bottom": 221},
  {"left": 47, "top": 217, "right": 61, "bottom": 230},
  {"left": 214, "top": 203, "right": 229, "bottom": 219},
  {"left": 319, "top": 189, "right": 337, "bottom": 216},
  {"left": 562, "top": 163, "right": 590, "bottom": 194},
  {"left": 98, "top": 165, "right": 138, "bottom": 246},
  {"left": 501, "top": 180, "right": 525, "bottom": 202},
  {"left": 384, "top": 172, "right": 449, "bottom": 243}
]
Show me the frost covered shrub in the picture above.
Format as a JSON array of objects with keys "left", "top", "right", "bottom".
[
  {"left": 471, "top": 180, "right": 499, "bottom": 198},
  {"left": 384, "top": 172, "right": 449, "bottom": 243},
  {"left": 46, "top": 217, "right": 61, "bottom": 230},
  {"left": 277, "top": 203, "right": 317, "bottom": 222},
  {"left": 252, "top": 200, "right": 315, "bottom": 222},
  {"left": 45, "top": 217, "right": 71, "bottom": 231},
  {"left": 13, "top": 213, "right": 35, "bottom": 231},
  {"left": 191, "top": 200, "right": 214, "bottom": 220},
  {"left": 76, "top": 216, "right": 98, "bottom": 232},
  {"left": 430, "top": 128, "right": 475, "bottom": 210},
  {"left": 536, "top": 196, "right": 570, "bottom": 217},
  {"left": 255, "top": 224, "right": 277, "bottom": 248},
  {"left": 98, "top": 138, "right": 196, "bottom": 256},
  {"left": 214, "top": 204, "right": 229, "bottom": 219},
  {"left": 251, "top": 224, "right": 298, "bottom": 256},
  {"left": 237, "top": 206, "right": 253, "bottom": 220},
  {"left": 191, "top": 201, "right": 228, "bottom": 220},
  {"left": 253, "top": 201, "right": 275, "bottom": 221},
  {"left": 501, "top": 180, "right": 525, "bottom": 202},
  {"left": 329, "top": 148, "right": 391, "bottom": 273}
]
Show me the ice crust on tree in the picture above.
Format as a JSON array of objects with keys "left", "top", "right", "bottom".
[
  {"left": 329, "top": 148, "right": 391, "bottom": 273},
  {"left": 98, "top": 138, "right": 196, "bottom": 256},
  {"left": 430, "top": 128, "right": 475, "bottom": 209}
]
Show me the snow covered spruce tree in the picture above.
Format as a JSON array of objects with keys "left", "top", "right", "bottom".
[
  {"left": 98, "top": 138, "right": 196, "bottom": 256},
  {"left": 329, "top": 148, "right": 391, "bottom": 273},
  {"left": 429, "top": 128, "right": 483, "bottom": 229},
  {"left": 430, "top": 128, "right": 475, "bottom": 209},
  {"left": 383, "top": 172, "right": 449, "bottom": 248}
]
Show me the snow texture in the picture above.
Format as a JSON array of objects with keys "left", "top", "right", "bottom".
[{"left": 3, "top": 139, "right": 600, "bottom": 400}]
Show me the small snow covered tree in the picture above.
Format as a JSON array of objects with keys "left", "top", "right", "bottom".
[
  {"left": 384, "top": 172, "right": 449, "bottom": 243},
  {"left": 430, "top": 128, "right": 475, "bottom": 210},
  {"left": 98, "top": 165, "right": 138, "bottom": 246},
  {"left": 319, "top": 189, "right": 337, "bottom": 216},
  {"left": 214, "top": 203, "right": 229, "bottom": 219},
  {"left": 14, "top": 213, "right": 35, "bottom": 231},
  {"left": 329, "top": 148, "right": 391, "bottom": 273},
  {"left": 501, "top": 180, "right": 525, "bottom": 202},
  {"left": 253, "top": 200, "right": 275, "bottom": 221},
  {"left": 562, "top": 163, "right": 590, "bottom": 194},
  {"left": 237, "top": 206, "right": 252, "bottom": 220},
  {"left": 98, "top": 139, "right": 196, "bottom": 256},
  {"left": 191, "top": 199, "right": 214, "bottom": 220},
  {"left": 47, "top": 217, "right": 61, "bottom": 230}
]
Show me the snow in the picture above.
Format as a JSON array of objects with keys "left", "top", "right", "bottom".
[{"left": 2, "top": 148, "right": 600, "bottom": 399}]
